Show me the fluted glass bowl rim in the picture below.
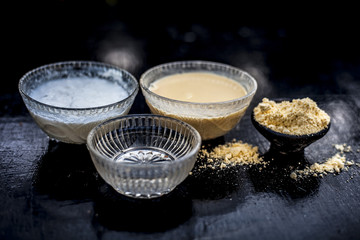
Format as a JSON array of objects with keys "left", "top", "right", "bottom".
[
  {"left": 18, "top": 61, "right": 139, "bottom": 112},
  {"left": 139, "top": 60, "right": 257, "bottom": 107},
  {"left": 86, "top": 114, "right": 202, "bottom": 168}
]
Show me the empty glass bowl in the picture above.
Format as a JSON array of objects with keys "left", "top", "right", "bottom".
[
  {"left": 18, "top": 61, "right": 138, "bottom": 144},
  {"left": 86, "top": 114, "right": 201, "bottom": 199},
  {"left": 140, "top": 61, "right": 257, "bottom": 140}
]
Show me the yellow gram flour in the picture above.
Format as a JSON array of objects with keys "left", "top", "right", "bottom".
[
  {"left": 197, "top": 140, "right": 265, "bottom": 169},
  {"left": 253, "top": 97, "right": 330, "bottom": 135},
  {"left": 290, "top": 143, "right": 355, "bottom": 180},
  {"left": 334, "top": 143, "right": 352, "bottom": 153}
]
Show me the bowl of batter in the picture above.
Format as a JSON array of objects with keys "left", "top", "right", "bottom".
[{"left": 140, "top": 61, "right": 258, "bottom": 140}]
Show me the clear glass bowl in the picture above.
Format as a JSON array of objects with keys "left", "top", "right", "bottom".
[
  {"left": 140, "top": 61, "right": 258, "bottom": 140},
  {"left": 19, "top": 61, "right": 139, "bottom": 144},
  {"left": 86, "top": 114, "right": 201, "bottom": 199}
]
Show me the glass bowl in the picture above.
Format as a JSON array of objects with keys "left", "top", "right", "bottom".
[
  {"left": 18, "top": 61, "right": 139, "bottom": 144},
  {"left": 140, "top": 61, "right": 257, "bottom": 140},
  {"left": 87, "top": 114, "right": 201, "bottom": 199}
]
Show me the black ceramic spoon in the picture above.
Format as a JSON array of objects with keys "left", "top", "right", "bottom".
[{"left": 251, "top": 103, "right": 331, "bottom": 155}]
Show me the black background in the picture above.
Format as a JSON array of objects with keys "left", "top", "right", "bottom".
[
  {"left": 1, "top": 1, "right": 360, "bottom": 239},
  {"left": 4, "top": 1, "right": 360, "bottom": 96}
]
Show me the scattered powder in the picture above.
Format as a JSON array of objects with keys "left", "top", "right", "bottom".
[
  {"left": 191, "top": 137, "right": 359, "bottom": 180},
  {"left": 253, "top": 97, "right": 330, "bottom": 135},
  {"left": 290, "top": 143, "right": 357, "bottom": 180},
  {"left": 334, "top": 143, "right": 352, "bottom": 153},
  {"left": 197, "top": 140, "right": 266, "bottom": 170}
]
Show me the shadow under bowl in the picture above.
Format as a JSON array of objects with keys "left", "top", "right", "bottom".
[{"left": 251, "top": 111, "right": 330, "bottom": 155}]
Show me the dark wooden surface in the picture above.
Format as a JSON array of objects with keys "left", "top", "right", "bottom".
[{"left": 2, "top": 2, "right": 360, "bottom": 239}]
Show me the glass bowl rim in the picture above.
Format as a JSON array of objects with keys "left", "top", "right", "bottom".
[
  {"left": 18, "top": 61, "right": 139, "bottom": 111},
  {"left": 86, "top": 113, "right": 202, "bottom": 167},
  {"left": 139, "top": 60, "right": 258, "bottom": 107}
]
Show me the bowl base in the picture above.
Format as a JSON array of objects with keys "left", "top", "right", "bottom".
[
  {"left": 114, "top": 147, "right": 175, "bottom": 164},
  {"left": 116, "top": 188, "right": 174, "bottom": 199},
  {"left": 269, "top": 144, "right": 306, "bottom": 156}
]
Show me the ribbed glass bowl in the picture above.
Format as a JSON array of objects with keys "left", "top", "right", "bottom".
[
  {"left": 18, "top": 61, "right": 139, "bottom": 144},
  {"left": 140, "top": 61, "right": 257, "bottom": 140},
  {"left": 86, "top": 114, "right": 201, "bottom": 199}
]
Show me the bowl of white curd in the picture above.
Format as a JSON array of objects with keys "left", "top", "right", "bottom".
[{"left": 19, "top": 61, "right": 138, "bottom": 144}]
